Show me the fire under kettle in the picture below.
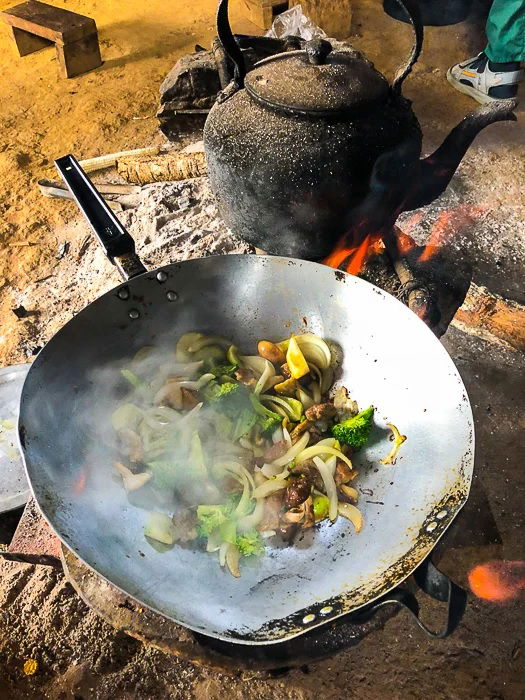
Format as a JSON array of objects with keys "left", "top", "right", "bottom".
[{"left": 203, "top": 0, "right": 517, "bottom": 259}]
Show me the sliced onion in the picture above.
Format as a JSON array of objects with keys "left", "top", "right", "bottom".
[
  {"left": 297, "top": 385, "right": 314, "bottom": 410},
  {"left": 240, "top": 355, "right": 267, "bottom": 375},
  {"left": 260, "top": 530, "right": 276, "bottom": 538},
  {"left": 206, "top": 529, "right": 222, "bottom": 552},
  {"left": 252, "top": 478, "right": 288, "bottom": 499},
  {"left": 261, "top": 462, "right": 284, "bottom": 478},
  {"left": 313, "top": 457, "right": 338, "bottom": 521},
  {"left": 237, "top": 498, "right": 265, "bottom": 532},
  {"left": 282, "top": 426, "right": 292, "bottom": 448},
  {"left": 325, "top": 454, "right": 337, "bottom": 476},
  {"left": 271, "top": 431, "right": 310, "bottom": 468},
  {"left": 178, "top": 373, "right": 215, "bottom": 390},
  {"left": 175, "top": 332, "right": 203, "bottom": 362},
  {"left": 315, "top": 437, "right": 338, "bottom": 448},
  {"left": 272, "top": 427, "right": 284, "bottom": 444},
  {"left": 233, "top": 471, "right": 252, "bottom": 517},
  {"left": 225, "top": 543, "right": 241, "bottom": 578},
  {"left": 268, "top": 402, "right": 288, "bottom": 418},
  {"left": 296, "top": 445, "right": 353, "bottom": 471},
  {"left": 340, "top": 484, "right": 359, "bottom": 501},
  {"left": 254, "top": 359, "right": 275, "bottom": 395},
  {"left": 337, "top": 502, "right": 363, "bottom": 532},
  {"left": 219, "top": 541, "right": 229, "bottom": 567},
  {"left": 187, "top": 335, "right": 231, "bottom": 353},
  {"left": 311, "top": 382, "right": 321, "bottom": 404}
]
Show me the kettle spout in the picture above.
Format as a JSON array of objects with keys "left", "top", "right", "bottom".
[{"left": 402, "top": 99, "right": 517, "bottom": 211}]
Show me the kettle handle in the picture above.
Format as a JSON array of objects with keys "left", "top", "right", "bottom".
[
  {"left": 390, "top": 0, "right": 424, "bottom": 93},
  {"left": 216, "top": 0, "right": 246, "bottom": 88}
]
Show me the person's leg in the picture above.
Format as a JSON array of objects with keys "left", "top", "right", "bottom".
[
  {"left": 485, "top": 0, "right": 525, "bottom": 63},
  {"left": 446, "top": 0, "right": 524, "bottom": 104}
]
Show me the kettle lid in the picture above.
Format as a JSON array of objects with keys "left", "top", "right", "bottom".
[{"left": 244, "top": 40, "right": 389, "bottom": 116}]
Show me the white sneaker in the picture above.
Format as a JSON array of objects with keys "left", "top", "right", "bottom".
[{"left": 447, "top": 53, "right": 523, "bottom": 104}]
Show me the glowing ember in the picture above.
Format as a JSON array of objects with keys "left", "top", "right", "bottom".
[
  {"left": 468, "top": 560, "right": 525, "bottom": 603},
  {"left": 418, "top": 205, "right": 487, "bottom": 263}
]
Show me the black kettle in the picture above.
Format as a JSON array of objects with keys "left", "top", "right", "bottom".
[{"left": 204, "top": 0, "right": 516, "bottom": 259}]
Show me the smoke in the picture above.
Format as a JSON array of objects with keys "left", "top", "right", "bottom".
[{"left": 78, "top": 336, "right": 240, "bottom": 518}]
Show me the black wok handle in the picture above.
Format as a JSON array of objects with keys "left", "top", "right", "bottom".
[
  {"left": 355, "top": 557, "right": 467, "bottom": 638},
  {"left": 54, "top": 155, "right": 147, "bottom": 281},
  {"left": 390, "top": 0, "right": 424, "bottom": 94}
]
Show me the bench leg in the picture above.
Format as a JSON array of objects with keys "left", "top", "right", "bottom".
[
  {"left": 11, "top": 27, "right": 53, "bottom": 56},
  {"left": 56, "top": 33, "right": 102, "bottom": 78}
]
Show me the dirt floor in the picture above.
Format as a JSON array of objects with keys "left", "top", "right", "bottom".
[{"left": 0, "top": 0, "right": 524, "bottom": 697}]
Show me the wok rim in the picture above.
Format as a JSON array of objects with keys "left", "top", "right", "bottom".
[{"left": 18, "top": 254, "right": 475, "bottom": 645}]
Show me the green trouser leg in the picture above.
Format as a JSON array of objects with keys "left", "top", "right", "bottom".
[{"left": 485, "top": 0, "right": 525, "bottom": 62}]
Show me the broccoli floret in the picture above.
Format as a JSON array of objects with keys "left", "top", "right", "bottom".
[
  {"left": 203, "top": 381, "right": 250, "bottom": 417},
  {"left": 196, "top": 504, "right": 232, "bottom": 537},
  {"left": 259, "top": 413, "right": 282, "bottom": 437},
  {"left": 331, "top": 406, "right": 375, "bottom": 449},
  {"left": 208, "top": 363, "right": 238, "bottom": 378},
  {"left": 249, "top": 394, "right": 282, "bottom": 436},
  {"left": 236, "top": 530, "right": 265, "bottom": 556}
]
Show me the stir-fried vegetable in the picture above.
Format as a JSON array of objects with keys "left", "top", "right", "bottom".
[
  {"left": 112, "top": 331, "right": 406, "bottom": 578},
  {"left": 331, "top": 406, "right": 375, "bottom": 449}
]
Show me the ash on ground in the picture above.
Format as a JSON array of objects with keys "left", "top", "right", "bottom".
[{"left": 13, "top": 178, "right": 253, "bottom": 357}]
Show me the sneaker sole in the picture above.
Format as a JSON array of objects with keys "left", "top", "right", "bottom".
[{"left": 446, "top": 68, "right": 495, "bottom": 105}]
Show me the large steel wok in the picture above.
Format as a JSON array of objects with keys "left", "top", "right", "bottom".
[{"left": 18, "top": 156, "right": 474, "bottom": 644}]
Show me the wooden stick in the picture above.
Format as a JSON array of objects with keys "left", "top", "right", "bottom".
[
  {"left": 78, "top": 147, "right": 160, "bottom": 173},
  {"left": 452, "top": 283, "right": 525, "bottom": 352},
  {"left": 383, "top": 226, "right": 432, "bottom": 322},
  {"left": 38, "top": 179, "right": 141, "bottom": 197}
]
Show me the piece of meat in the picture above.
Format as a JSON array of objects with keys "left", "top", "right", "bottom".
[
  {"left": 263, "top": 439, "right": 288, "bottom": 462},
  {"left": 273, "top": 377, "right": 297, "bottom": 396},
  {"left": 334, "top": 460, "right": 358, "bottom": 485},
  {"left": 285, "top": 474, "right": 313, "bottom": 508},
  {"left": 305, "top": 402, "right": 337, "bottom": 422},
  {"left": 181, "top": 388, "right": 199, "bottom": 410},
  {"left": 281, "top": 363, "right": 292, "bottom": 379},
  {"left": 154, "top": 380, "right": 183, "bottom": 409},
  {"left": 171, "top": 509, "right": 198, "bottom": 542},
  {"left": 234, "top": 368, "right": 257, "bottom": 387},
  {"left": 301, "top": 497, "right": 315, "bottom": 529},
  {"left": 258, "top": 493, "right": 284, "bottom": 531},
  {"left": 290, "top": 419, "right": 312, "bottom": 443},
  {"left": 118, "top": 428, "right": 143, "bottom": 463}
]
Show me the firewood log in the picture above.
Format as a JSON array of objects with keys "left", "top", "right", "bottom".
[{"left": 117, "top": 143, "right": 207, "bottom": 185}]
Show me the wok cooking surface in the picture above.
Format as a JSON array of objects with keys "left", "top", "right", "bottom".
[{"left": 19, "top": 255, "right": 474, "bottom": 643}]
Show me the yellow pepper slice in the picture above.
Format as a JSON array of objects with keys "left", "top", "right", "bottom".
[{"left": 286, "top": 336, "right": 309, "bottom": 379}]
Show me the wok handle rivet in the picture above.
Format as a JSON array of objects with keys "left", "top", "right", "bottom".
[
  {"left": 426, "top": 521, "right": 438, "bottom": 533},
  {"left": 156, "top": 271, "right": 168, "bottom": 283},
  {"left": 436, "top": 509, "right": 448, "bottom": 520},
  {"left": 302, "top": 614, "right": 316, "bottom": 624},
  {"left": 166, "top": 291, "right": 178, "bottom": 302},
  {"left": 319, "top": 606, "right": 333, "bottom": 616},
  {"left": 117, "top": 287, "right": 130, "bottom": 300},
  {"left": 128, "top": 309, "right": 140, "bottom": 319}
]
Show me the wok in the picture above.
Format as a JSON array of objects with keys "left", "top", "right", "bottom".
[{"left": 18, "top": 156, "right": 474, "bottom": 644}]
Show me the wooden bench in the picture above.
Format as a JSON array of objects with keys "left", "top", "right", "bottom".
[
  {"left": 1, "top": 0, "right": 102, "bottom": 78},
  {"left": 241, "top": 0, "right": 289, "bottom": 30}
]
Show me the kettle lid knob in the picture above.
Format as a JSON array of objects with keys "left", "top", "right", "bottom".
[{"left": 305, "top": 39, "right": 333, "bottom": 65}]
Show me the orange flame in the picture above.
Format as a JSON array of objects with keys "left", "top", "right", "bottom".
[
  {"left": 73, "top": 469, "right": 87, "bottom": 495},
  {"left": 418, "top": 205, "right": 488, "bottom": 263},
  {"left": 468, "top": 561, "right": 525, "bottom": 603},
  {"left": 323, "top": 233, "right": 383, "bottom": 276}
]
